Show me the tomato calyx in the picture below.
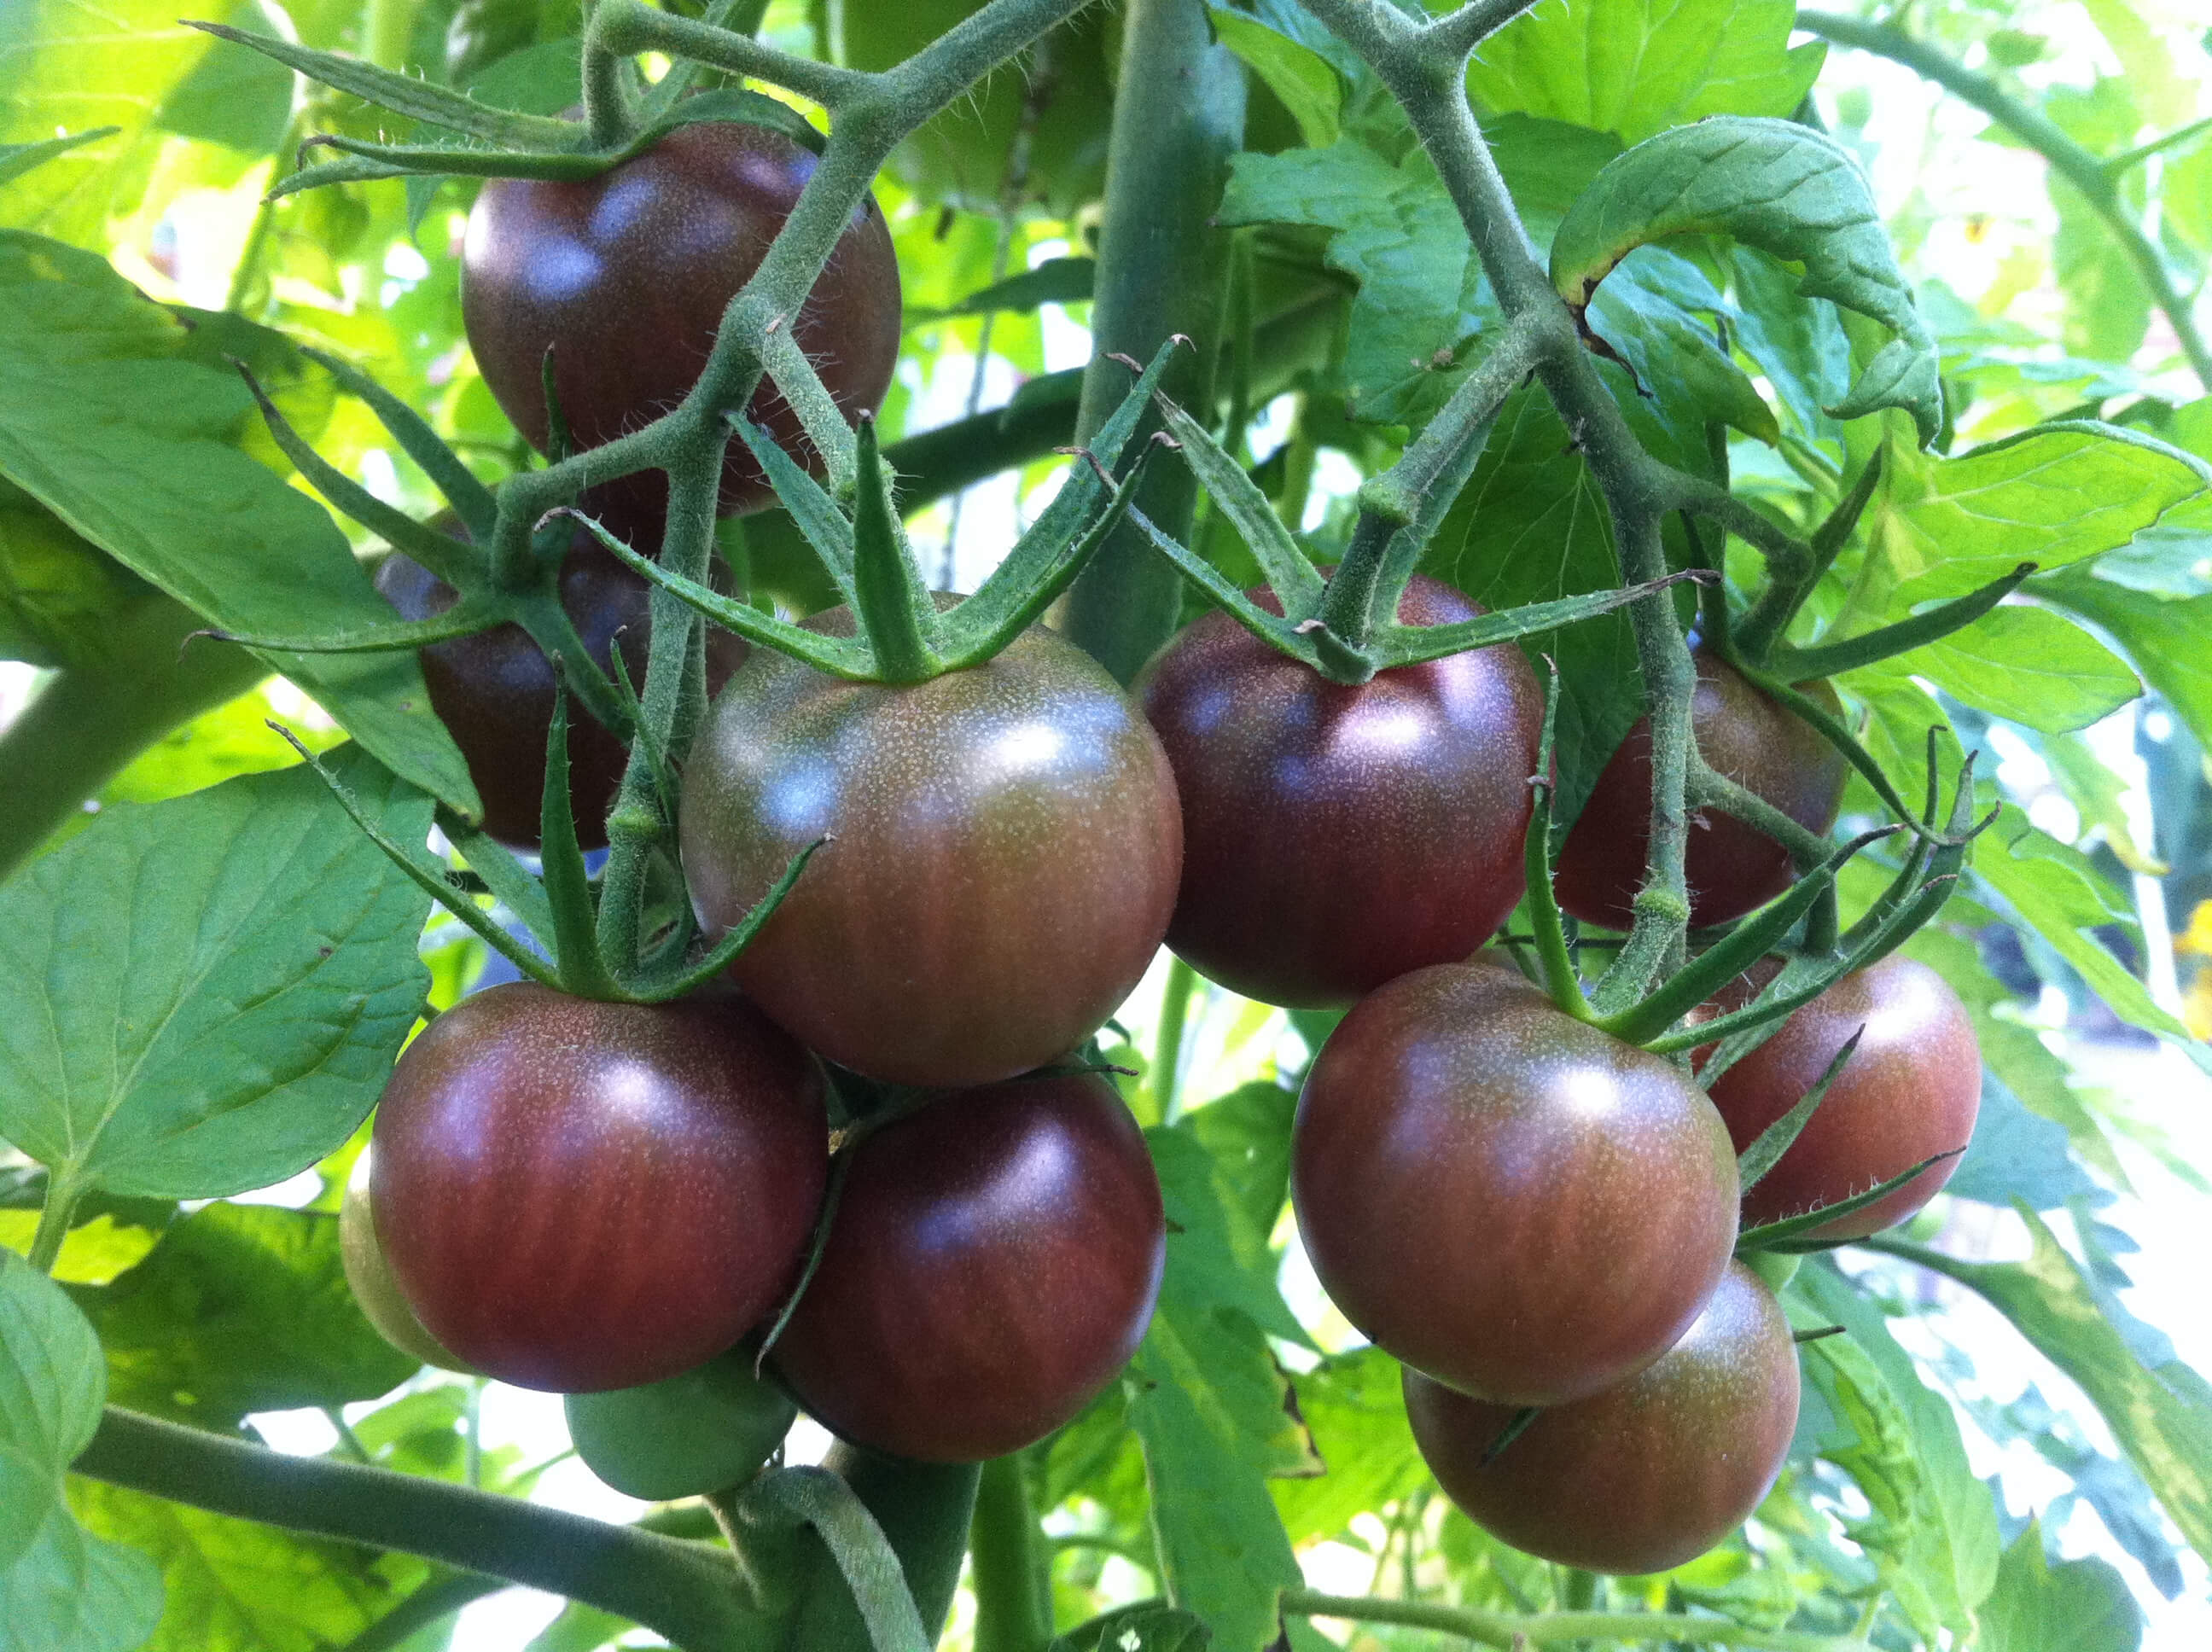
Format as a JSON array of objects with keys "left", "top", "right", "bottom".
[{"left": 578, "top": 340, "right": 1185, "bottom": 685}]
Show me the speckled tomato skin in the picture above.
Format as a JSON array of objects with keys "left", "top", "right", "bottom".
[
  {"left": 1292, "top": 962, "right": 1739, "bottom": 1406},
  {"left": 1553, "top": 656, "right": 1847, "bottom": 930},
  {"left": 679, "top": 618, "right": 1182, "bottom": 1088},
  {"left": 375, "top": 528, "right": 745, "bottom": 850},
  {"left": 1703, "top": 955, "right": 1981, "bottom": 1240},
  {"left": 370, "top": 982, "right": 827, "bottom": 1393},
  {"left": 1405, "top": 1261, "right": 1800, "bottom": 1573},
  {"left": 462, "top": 120, "right": 901, "bottom": 525},
  {"left": 1136, "top": 575, "right": 1542, "bottom": 1009},
  {"left": 771, "top": 1073, "right": 1165, "bottom": 1463}
]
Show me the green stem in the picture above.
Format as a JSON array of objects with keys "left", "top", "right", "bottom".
[
  {"left": 337, "top": 1573, "right": 504, "bottom": 1652},
  {"left": 1797, "top": 9, "right": 2212, "bottom": 393},
  {"left": 1058, "top": 0, "right": 1248, "bottom": 683},
  {"left": 0, "top": 594, "right": 271, "bottom": 882},
  {"left": 1153, "top": 956, "right": 1198, "bottom": 1124},
  {"left": 73, "top": 1408, "right": 763, "bottom": 1650},
  {"left": 1279, "top": 1587, "right": 1871, "bottom": 1651},
  {"left": 773, "top": 1446, "right": 981, "bottom": 1652},
  {"left": 26, "top": 1173, "right": 83, "bottom": 1273},
  {"left": 969, "top": 1455, "right": 1053, "bottom": 1652}
]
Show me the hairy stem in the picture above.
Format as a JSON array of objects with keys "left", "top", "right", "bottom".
[
  {"left": 1058, "top": 0, "right": 1248, "bottom": 683},
  {"left": 1798, "top": 9, "right": 2212, "bottom": 392},
  {"left": 1281, "top": 1587, "right": 1872, "bottom": 1651},
  {"left": 73, "top": 1408, "right": 764, "bottom": 1651}
]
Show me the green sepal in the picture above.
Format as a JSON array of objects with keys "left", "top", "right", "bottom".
[
  {"left": 732, "top": 416, "right": 859, "bottom": 608},
  {"left": 1765, "top": 562, "right": 2038, "bottom": 682},
  {"left": 1736, "top": 1028, "right": 1863, "bottom": 1193},
  {"left": 1151, "top": 391, "right": 1324, "bottom": 620},
  {"left": 1128, "top": 509, "right": 1320, "bottom": 665},
  {"left": 536, "top": 672, "right": 621, "bottom": 1000},
  {"left": 0, "top": 126, "right": 118, "bottom": 187},
  {"left": 1367, "top": 571, "right": 1708, "bottom": 670},
  {"left": 300, "top": 349, "right": 498, "bottom": 542},
  {"left": 192, "top": 601, "right": 509, "bottom": 655},
  {"left": 1522, "top": 655, "right": 1592, "bottom": 1020},
  {"left": 186, "top": 21, "right": 579, "bottom": 148},
  {"left": 633, "top": 836, "right": 827, "bottom": 1001},
  {"left": 847, "top": 415, "right": 942, "bottom": 683},
  {"left": 1733, "top": 1149, "right": 1964, "bottom": 1254},
  {"left": 434, "top": 811, "right": 559, "bottom": 954},
  {"left": 234, "top": 363, "right": 481, "bottom": 589}
]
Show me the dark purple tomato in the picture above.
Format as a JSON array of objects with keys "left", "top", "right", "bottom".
[
  {"left": 462, "top": 119, "right": 902, "bottom": 524},
  {"left": 679, "top": 615, "right": 1182, "bottom": 1088},
  {"left": 1553, "top": 656, "right": 1847, "bottom": 930},
  {"left": 1293, "top": 962, "right": 1738, "bottom": 1407},
  {"left": 370, "top": 982, "right": 827, "bottom": 1393},
  {"left": 375, "top": 527, "right": 745, "bottom": 849},
  {"left": 1136, "top": 574, "right": 1542, "bottom": 1009},
  {"left": 771, "top": 1073, "right": 1165, "bottom": 1463},
  {"left": 1405, "top": 1259, "right": 1800, "bottom": 1574},
  {"left": 1699, "top": 954, "right": 1981, "bottom": 1240},
  {"left": 339, "top": 1178, "right": 470, "bottom": 1374}
]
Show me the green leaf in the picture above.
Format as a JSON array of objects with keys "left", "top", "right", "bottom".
[
  {"left": 1051, "top": 1603, "right": 1212, "bottom": 1652},
  {"left": 1977, "top": 1520, "right": 2142, "bottom": 1652},
  {"left": 1549, "top": 117, "right": 1941, "bottom": 444},
  {"left": 68, "top": 1476, "right": 427, "bottom": 1652},
  {"left": 1793, "top": 1260, "right": 2001, "bottom": 1636},
  {"left": 1883, "top": 1211, "right": 2212, "bottom": 1572},
  {"left": 1853, "top": 606, "right": 2141, "bottom": 734},
  {"left": 0, "top": 230, "right": 477, "bottom": 814},
  {"left": 0, "top": 1250, "right": 165, "bottom": 1651},
  {"left": 0, "top": 745, "right": 434, "bottom": 1201},
  {"left": 0, "top": 495, "right": 148, "bottom": 669},
  {"left": 71, "top": 1203, "right": 416, "bottom": 1430},
  {"left": 1124, "top": 1127, "right": 1312, "bottom": 1652},
  {"left": 1465, "top": 0, "right": 1823, "bottom": 144},
  {"left": 0, "top": 129, "right": 119, "bottom": 190},
  {"left": 1208, "top": 9, "right": 1338, "bottom": 148},
  {"left": 1271, "top": 1347, "right": 1423, "bottom": 1547},
  {"left": 2041, "top": 570, "right": 2212, "bottom": 750},
  {"left": 1181, "top": 1082, "right": 1295, "bottom": 1272}
]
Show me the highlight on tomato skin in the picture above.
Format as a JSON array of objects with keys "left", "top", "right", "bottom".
[
  {"left": 770, "top": 1072, "right": 1166, "bottom": 1464},
  {"left": 369, "top": 982, "right": 829, "bottom": 1394},
  {"left": 462, "top": 118, "right": 903, "bottom": 526},
  {"left": 1552, "top": 654, "right": 1848, "bottom": 932},
  {"left": 1696, "top": 953, "right": 1984, "bottom": 1240},
  {"left": 679, "top": 614, "right": 1183, "bottom": 1090},
  {"left": 1137, "top": 573, "right": 1544, "bottom": 1010},
  {"left": 1290, "top": 960, "right": 1740, "bottom": 1409},
  {"left": 1404, "top": 1260, "right": 1802, "bottom": 1576}
]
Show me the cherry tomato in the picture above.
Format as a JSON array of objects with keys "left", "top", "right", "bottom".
[
  {"left": 1292, "top": 962, "right": 1739, "bottom": 1406},
  {"left": 375, "top": 528, "right": 745, "bottom": 849},
  {"left": 1404, "top": 1260, "right": 1800, "bottom": 1574},
  {"left": 338, "top": 1178, "right": 471, "bottom": 1375},
  {"left": 1552, "top": 656, "right": 1847, "bottom": 930},
  {"left": 771, "top": 1073, "right": 1164, "bottom": 1463},
  {"left": 462, "top": 119, "right": 901, "bottom": 525},
  {"left": 565, "top": 1347, "right": 796, "bottom": 1500},
  {"left": 679, "top": 617, "right": 1182, "bottom": 1088},
  {"left": 1699, "top": 954, "right": 1980, "bottom": 1240},
  {"left": 370, "top": 982, "right": 827, "bottom": 1393},
  {"left": 1136, "top": 574, "right": 1542, "bottom": 1009}
]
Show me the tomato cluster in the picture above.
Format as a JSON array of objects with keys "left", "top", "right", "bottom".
[{"left": 352, "top": 119, "right": 1982, "bottom": 1564}]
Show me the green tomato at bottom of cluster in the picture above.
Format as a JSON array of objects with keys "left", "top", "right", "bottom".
[{"left": 565, "top": 1348, "right": 797, "bottom": 1502}]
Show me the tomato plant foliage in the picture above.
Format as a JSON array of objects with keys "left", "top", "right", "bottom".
[{"left": 3, "top": 1, "right": 2211, "bottom": 1650}]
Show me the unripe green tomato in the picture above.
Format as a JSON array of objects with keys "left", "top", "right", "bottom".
[
  {"left": 338, "top": 1178, "right": 473, "bottom": 1375},
  {"left": 1743, "top": 1248, "right": 1801, "bottom": 1294},
  {"left": 564, "top": 1349, "right": 796, "bottom": 1501}
]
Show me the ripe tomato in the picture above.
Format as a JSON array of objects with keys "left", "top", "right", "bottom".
[
  {"left": 1699, "top": 954, "right": 1980, "bottom": 1239},
  {"left": 771, "top": 1073, "right": 1165, "bottom": 1463},
  {"left": 1404, "top": 1260, "right": 1800, "bottom": 1574},
  {"left": 375, "top": 527, "right": 745, "bottom": 849},
  {"left": 1136, "top": 574, "right": 1543, "bottom": 1009},
  {"left": 462, "top": 119, "right": 901, "bottom": 525},
  {"left": 1292, "top": 962, "right": 1738, "bottom": 1407},
  {"left": 370, "top": 982, "right": 827, "bottom": 1393},
  {"left": 679, "top": 617, "right": 1182, "bottom": 1088},
  {"left": 1552, "top": 656, "right": 1847, "bottom": 930}
]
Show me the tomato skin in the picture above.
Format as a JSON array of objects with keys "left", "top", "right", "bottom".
[
  {"left": 565, "top": 1348, "right": 796, "bottom": 1501},
  {"left": 1405, "top": 1260, "right": 1800, "bottom": 1574},
  {"left": 679, "top": 618, "right": 1182, "bottom": 1088},
  {"left": 375, "top": 532, "right": 745, "bottom": 849},
  {"left": 1553, "top": 656, "right": 1847, "bottom": 930},
  {"left": 370, "top": 982, "right": 828, "bottom": 1393},
  {"left": 462, "top": 120, "right": 901, "bottom": 524},
  {"left": 1701, "top": 955, "right": 1980, "bottom": 1240},
  {"left": 1292, "top": 962, "right": 1739, "bottom": 1407},
  {"left": 1136, "top": 575, "right": 1542, "bottom": 1009},
  {"left": 338, "top": 1179, "right": 472, "bottom": 1375},
  {"left": 771, "top": 1073, "right": 1165, "bottom": 1463}
]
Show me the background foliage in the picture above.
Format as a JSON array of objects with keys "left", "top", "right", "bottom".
[{"left": 3, "top": 0, "right": 2211, "bottom": 1648}]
